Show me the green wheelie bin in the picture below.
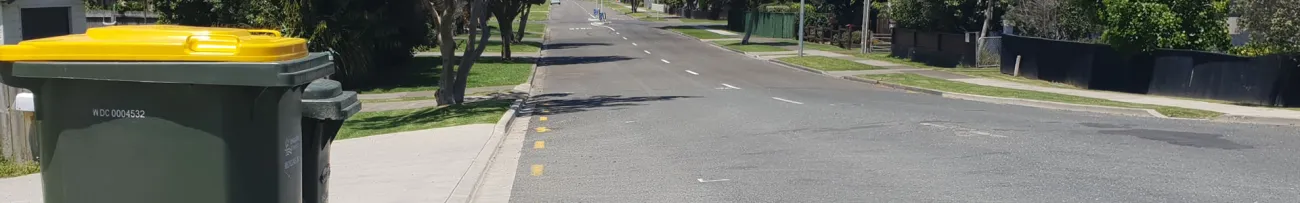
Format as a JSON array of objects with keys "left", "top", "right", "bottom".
[
  {"left": 300, "top": 78, "right": 361, "bottom": 203},
  {"left": 0, "top": 25, "right": 344, "bottom": 203}
]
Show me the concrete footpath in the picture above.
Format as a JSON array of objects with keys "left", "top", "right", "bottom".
[{"left": 0, "top": 123, "right": 510, "bottom": 203}]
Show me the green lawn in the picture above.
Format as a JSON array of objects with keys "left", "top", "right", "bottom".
[
  {"left": 860, "top": 73, "right": 1223, "bottom": 119},
  {"left": 338, "top": 100, "right": 513, "bottom": 139},
  {"left": 528, "top": 12, "right": 550, "bottom": 21},
  {"left": 484, "top": 22, "right": 546, "bottom": 36},
  {"left": 531, "top": 3, "right": 550, "bottom": 11},
  {"left": 454, "top": 40, "right": 543, "bottom": 53},
  {"left": 778, "top": 39, "right": 848, "bottom": 51},
  {"left": 941, "top": 68, "right": 1081, "bottom": 90},
  {"left": 353, "top": 56, "right": 533, "bottom": 94},
  {"left": 669, "top": 27, "right": 731, "bottom": 39},
  {"left": 840, "top": 52, "right": 932, "bottom": 68},
  {"left": 713, "top": 40, "right": 788, "bottom": 52},
  {"left": 679, "top": 18, "right": 728, "bottom": 24},
  {"left": 0, "top": 158, "right": 39, "bottom": 178},
  {"left": 777, "top": 56, "right": 882, "bottom": 71}
]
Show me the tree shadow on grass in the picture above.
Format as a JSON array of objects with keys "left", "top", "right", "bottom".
[
  {"left": 540, "top": 56, "right": 635, "bottom": 66},
  {"left": 338, "top": 100, "right": 514, "bottom": 139},
  {"left": 350, "top": 56, "right": 533, "bottom": 93},
  {"left": 546, "top": 42, "right": 612, "bottom": 50},
  {"left": 527, "top": 93, "right": 699, "bottom": 116}
]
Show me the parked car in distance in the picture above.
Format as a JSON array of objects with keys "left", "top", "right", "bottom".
[{"left": 551, "top": 0, "right": 560, "bottom": 5}]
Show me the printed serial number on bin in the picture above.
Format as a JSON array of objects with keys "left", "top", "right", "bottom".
[{"left": 92, "top": 109, "right": 147, "bottom": 118}]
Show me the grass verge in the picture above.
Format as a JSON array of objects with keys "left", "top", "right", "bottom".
[
  {"left": 0, "top": 158, "right": 39, "bottom": 178},
  {"left": 354, "top": 56, "right": 533, "bottom": 94},
  {"left": 338, "top": 100, "right": 513, "bottom": 140},
  {"left": 777, "top": 56, "right": 882, "bottom": 71},
  {"left": 860, "top": 73, "right": 1223, "bottom": 119},
  {"left": 528, "top": 12, "right": 550, "bottom": 21},
  {"left": 453, "top": 40, "right": 543, "bottom": 53},
  {"left": 679, "top": 18, "right": 727, "bottom": 24},
  {"left": 669, "top": 27, "right": 731, "bottom": 39},
  {"left": 776, "top": 39, "right": 848, "bottom": 52},
  {"left": 713, "top": 40, "right": 788, "bottom": 52}
]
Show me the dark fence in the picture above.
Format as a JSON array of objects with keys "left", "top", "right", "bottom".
[
  {"left": 890, "top": 28, "right": 978, "bottom": 67},
  {"left": 726, "top": 12, "right": 797, "bottom": 39},
  {"left": 1001, "top": 34, "right": 1300, "bottom": 106}
]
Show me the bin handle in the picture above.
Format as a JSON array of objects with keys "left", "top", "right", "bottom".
[
  {"left": 185, "top": 34, "right": 242, "bottom": 53},
  {"left": 248, "top": 30, "right": 283, "bottom": 38}
]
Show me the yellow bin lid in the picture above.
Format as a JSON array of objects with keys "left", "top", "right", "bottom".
[{"left": 0, "top": 25, "right": 308, "bottom": 62}]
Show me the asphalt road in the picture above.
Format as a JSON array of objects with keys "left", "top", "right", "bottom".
[{"left": 508, "top": 1, "right": 1300, "bottom": 202}]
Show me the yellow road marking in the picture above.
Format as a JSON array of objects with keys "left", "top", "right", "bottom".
[
  {"left": 535, "top": 141, "right": 545, "bottom": 149},
  {"left": 540, "top": 116, "right": 549, "bottom": 121},
  {"left": 535, "top": 127, "right": 550, "bottom": 133},
  {"left": 531, "top": 165, "right": 544, "bottom": 176},
  {"left": 542, "top": 109, "right": 551, "bottom": 113}
]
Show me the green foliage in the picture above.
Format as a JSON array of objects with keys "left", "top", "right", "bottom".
[
  {"left": 84, "top": 0, "right": 151, "bottom": 11},
  {"left": 1005, "top": 0, "right": 1104, "bottom": 40},
  {"left": 1097, "top": 0, "right": 1230, "bottom": 52},
  {"left": 886, "top": 0, "right": 998, "bottom": 33},
  {"left": 1098, "top": 0, "right": 1184, "bottom": 52},
  {"left": 1233, "top": 0, "right": 1300, "bottom": 55},
  {"left": 149, "top": 0, "right": 431, "bottom": 88}
]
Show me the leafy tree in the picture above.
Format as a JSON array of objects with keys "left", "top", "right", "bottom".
[
  {"left": 430, "top": 0, "right": 493, "bottom": 105},
  {"left": 1005, "top": 0, "right": 1102, "bottom": 40},
  {"left": 1097, "top": 0, "right": 1183, "bottom": 52},
  {"left": 885, "top": 0, "right": 999, "bottom": 33},
  {"left": 1096, "top": 0, "right": 1229, "bottom": 52},
  {"left": 513, "top": 0, "right": 547, "bottom": 43},
  {"left": 1232, "top": 0, "right": 1300, "bottom": 55}
]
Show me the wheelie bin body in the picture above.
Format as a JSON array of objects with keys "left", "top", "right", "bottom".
[
  {"left": 300, "top": 79, "right": 360, "bottom": 203},
  {"left": 0, "top": 25, "right": 334, "bottom": 203}
]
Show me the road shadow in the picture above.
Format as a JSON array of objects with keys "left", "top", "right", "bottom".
[
  {"left": 527, "top": 93, "right": 699, "bottom": 116},
  {"left": 539, "top": 55, "right": 635, "bottom": 66},
  {"left": 546, "top": 42, "right": 612, "bottom": 50}
]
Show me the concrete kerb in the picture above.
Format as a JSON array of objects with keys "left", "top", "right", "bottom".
[
  {"left": 444, "top": 99, "right": 524, "bottom": 203},
  {"left": 768, "top": 58, "right": 830, "bottom": 75},
  {"left": 451, "top": 23, "right": 550, "bottom": 203}
]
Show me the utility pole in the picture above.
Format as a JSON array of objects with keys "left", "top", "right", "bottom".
[
  {"left": 797, "top": 0, "right": 806, "bottom": 57},
  {"left": 861, "top": 0, "right": 871, "bottom": 54}
]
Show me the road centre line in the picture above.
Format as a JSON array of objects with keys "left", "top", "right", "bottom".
[
  {"left": 622, "top": 37, "right": 628, "bottom": 40},
  {"left": 721, "top": 83, "right": 740, "bottom": 89},
  {"left": 685, "top": 70, "right": 699, "bottom": 75},
  {"left": 661, "top": 59, "right": 671, "bottom": 64},
  {"left": 771, "top": 97, "right": 804, "bottom": 104},
  {"left": 632, "top": 42, "right": 638, "bottom": 46},
  {"left": 644, "top": 50, "right": 652, "bottom": 54}
]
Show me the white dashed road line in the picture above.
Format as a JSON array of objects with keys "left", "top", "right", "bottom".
[
  {"left": 684, "top": 70, "right": 699, "bottom": 75},
  {"left": 644, "top": 50, "right": 652, "bottom": 54},
  {"left": 771, "top": 97, "right": 804, "bottom": 105},
  {"left": 722, "top": 83, "right": 741, "bottom": 89},
  {"left": 632, "top": 42, "right": 638, "bottom": 46},
  {"left": 660, "top": 59, "right": 671, "bottom": 64},
  {"left": 622, "top": 37, "right": 628, "bottom": 40}
]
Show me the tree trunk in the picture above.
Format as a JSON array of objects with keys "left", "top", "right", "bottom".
[
  {"left": 496, "top": 16, "right": 515, "bottom": 60},
  {"left": 516, "top": 5, "right": 532, "bottom": 42},
  {"left": 632, "top": 0, "right": 638, "bottom": 13},
  {"left": 454, "top": 0, "right": 494, "bottom": 104},
  {"left": 741, "top": 10, "right": 758, "bottom": 44},
  {"left": 977, "top": 0, "right": 994, "bottom": 63},
  {"left": 434, "top": 4, "right": 460, "bottom": 106}
]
